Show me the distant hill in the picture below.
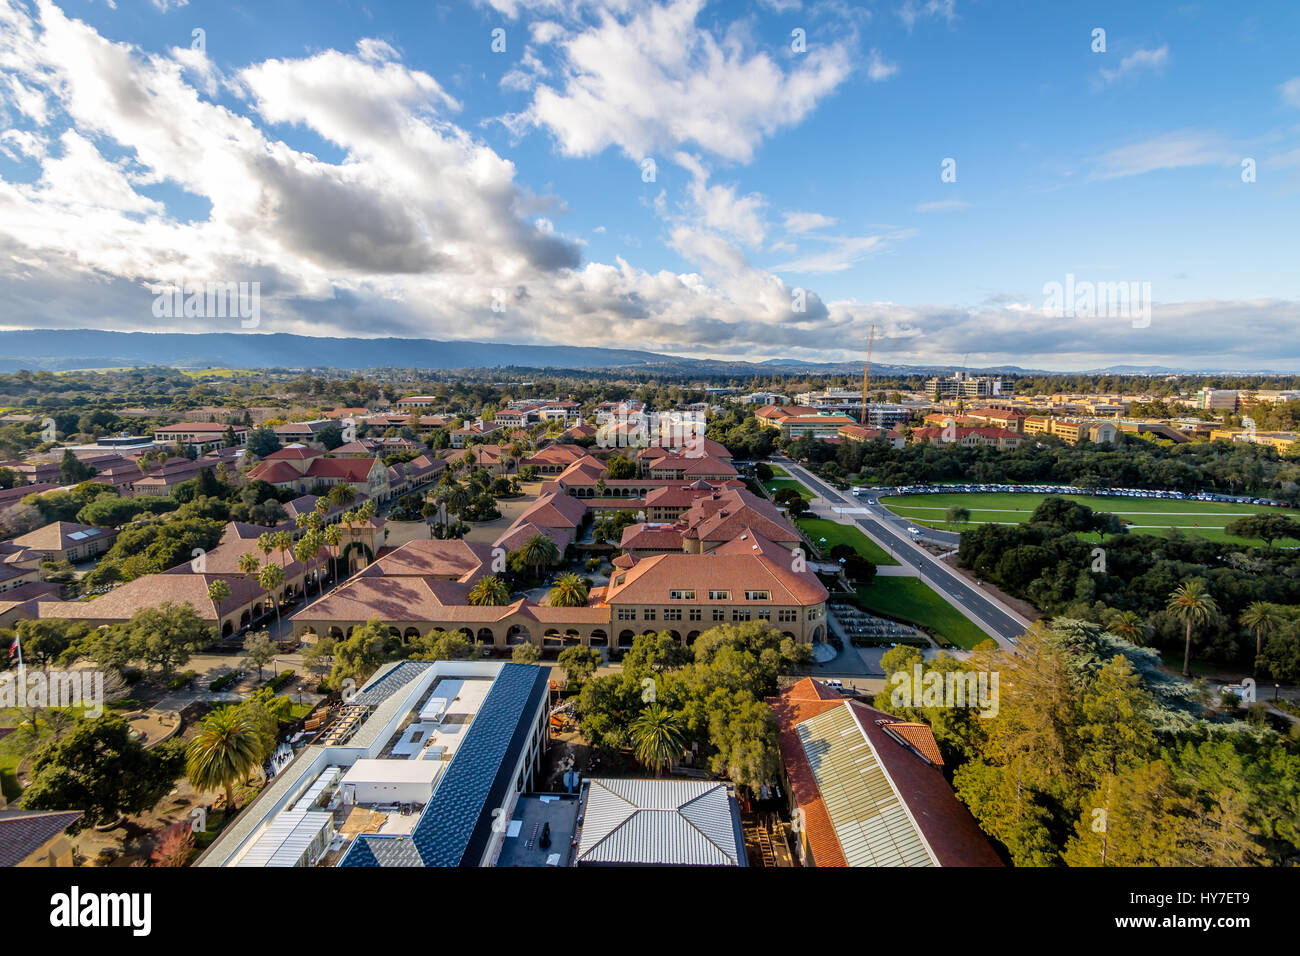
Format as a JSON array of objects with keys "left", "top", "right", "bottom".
[{"left": 0, "top": 329, "right": 1278, "bottom": 376}]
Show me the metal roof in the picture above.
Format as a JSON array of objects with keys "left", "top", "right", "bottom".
[
  {"left": 350, "top": 661, "right": 432, "bottom": 707},
  {"left": 575, "top": 779, "right": 743, "bottom": 866},
  {"left": 796, "top": 704, "right": 934, "bottom": 867},
  {"left": 339, "top": 663, "right": 548, "bottom": 868}
]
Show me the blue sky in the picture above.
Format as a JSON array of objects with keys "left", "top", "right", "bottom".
[{"left": 0, "top": 0, "right": 1297, "bottom": 369}]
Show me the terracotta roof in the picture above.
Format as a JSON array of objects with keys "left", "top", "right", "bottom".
[
  {"left": 604, "top": 553, "right": 827, "bottom": 606},
  {"left": 39, "top": 572, "right": 265, "bottom": 622},
  {"left": 263, "top": 446, "right": 324, "bottom": 461},
  {"left": 12, "top": 521, "right": 116, "bottom": 552},
  {"left": 357, "top": 539, "right": 492, "bottom": 583},
  {"left": 516, "top": 492, "right": 587, "bottom": 529}
]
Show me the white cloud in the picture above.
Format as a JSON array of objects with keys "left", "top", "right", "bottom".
[
  {"left": 1281, "top": 77, "right": 1300, "bottom": 109},
  {"left": 898, "top": 0, "right": 955, "bottom": 32},
  {"left": 1098, "top": 45, "right": 1169, "bottom": 85},
  {"left": 511, "top": 0, "right": 852, "bottom": 162},
  {"left": 1089, "top": 129, "right": 1231, "bottom": 179},
  {"left": 866, "top": 48, "right": 897, "bottom": 81},
  {"left": 782, "top": 210, "right": 835, "bottom": 233},
  {"left": 915, "top": 198, "right": 968, "bottom": 212}
]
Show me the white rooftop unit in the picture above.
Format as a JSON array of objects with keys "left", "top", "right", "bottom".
[
  {"left": 234, "top": 809, "right": 335, "bottom": 867},
  {"left": 340, "top": 758, "right": 445, "bottom": 805}
]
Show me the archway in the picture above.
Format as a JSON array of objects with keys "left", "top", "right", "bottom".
[
  {"left": 403, "top": 627, "right": 421, "bottom": 643},
  {"left": 617, "top": 630, "right": 635, "bottom": 648},
  {"left": 543, "top": 629, "right": 564, "bottom": 646},
  {"left": 506, "top": 624, "right": 531, "bottom": 645},
  {"left": 589, "top": 629, "right": 608, "bottom": 646},
  {"left": 685, "top": 630, "right": 700, "bottom": 646},
  {"left": 564, "top": 630, "right": 582, "bottom": 646},
  {"left": 477, "top": 627, "right": 495, "bottom": 647},
  {"left": 221, "top": 620, "right": 234, "bottom": 638},
  {"left": 239, "top": 610, "right": 251, "bottom": 628},
  {"left": 328, "top": 626, "right": 345, "bottom": 640}
]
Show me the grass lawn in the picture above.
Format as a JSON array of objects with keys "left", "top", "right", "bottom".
[
  {"left": 797, "top": 517, "right": 899, "bottom": 565},
  {"left": 765, "top": 477, "right": 816, "bottom": 500},
  {"left": 767, "top": 463, "right": 791, "bottom": 477},
  {"left": 880, "top": 492, "right": 1300, "bottom": 547},
  {"left": 853, "top": 578, "right": 992, "bottom": 650}
]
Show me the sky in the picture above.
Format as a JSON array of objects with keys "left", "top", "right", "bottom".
[{"left": 0, "top": 0, "right": 1298, "bottom": 371}]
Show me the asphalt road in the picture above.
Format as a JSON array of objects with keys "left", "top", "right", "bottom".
[{"left": 777, "top": 459, "right": 1030, "bottom": 648}]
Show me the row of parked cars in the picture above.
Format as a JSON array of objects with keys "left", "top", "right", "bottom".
[{"left": 851, "top": 482, "right": 1290, "bottom": 508}]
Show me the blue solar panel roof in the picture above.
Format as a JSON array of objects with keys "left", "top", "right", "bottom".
[
  {"left": 337, "top": 663, "right": 547, "bottom": 868},
  {"left": 412, "top": 663, "right": 548, "bottom": 866}
]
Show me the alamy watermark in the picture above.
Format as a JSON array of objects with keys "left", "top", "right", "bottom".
[
  {"left": 0, "top": 667, "right": 106, "bottom": 718},
  {"left": 889, "top": 663, "right": 1000, "bottom": 718},
  {"left": 1042, "top": 273, "right": 1151, "bottom": 328},
  {"left": 151, "top": 280, "right": 260, "bottom": 328}
]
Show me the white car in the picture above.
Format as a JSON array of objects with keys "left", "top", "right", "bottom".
[{"left": 907, "top": 526, "right": 921, "bottom": 535}]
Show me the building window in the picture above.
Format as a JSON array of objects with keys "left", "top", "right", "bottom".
[
  {"left": 669, "top": 589, "right": 695, "bottom": 600},
  {"left": 664, "top": 608, "right": 682, "bottom": 621},
  {"left": 732, "top": 609, "right": 751, "bottom": 622},
  {"left": 778, "top": 609, "right": 797, "bottom": 623},
  {"left": 712, "top": 609, "right": 725, "bottom": 622},
  {"left": 744, "top": 590, "right": 770, "bottom": 601},
  {"left": 617, "top": 607, "right": 636, "bottom": 621},
  {"left": 757, "top": 609, "right": 771, "bottom": 621},
  {"left": 708, "top": 590, "right": 731, "bottom": 601},
  {"left": 644, "top": 608, "right": 656, "bottom": 621},
  {"left": 689, "top": 608, "right": 702, "bottom": 622}
]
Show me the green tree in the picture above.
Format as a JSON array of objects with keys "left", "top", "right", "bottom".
[
  {"left": 185, "top": 706, "right": 270, "bottom": 817},
  {"left": 467, "top": 575, "right": 510, "bottom": 606},
  {"left": 511, "top": 642, "right": 541, "bottom": 665},
  {"left": 23, "top": 718, "right": 185, "bottom": 831},
  {"left": 630, "top": 703, "right": 686, "bottom": 776},
  {"left": 1165, "top": 580, "right": 1218, "bottom": 678},
  {"left": 258, "top": 561, "right": 286, "bottom": 636},
  {"left": 1240, "top": 601, "right": 1282, "bottom": 676},
  {"left": 557, "top": 645, "right": 601, "bottom": 686},
  {"left": 516, "top": 533, "right": 560, "bottom": 580},
  {"left": 243, "top": 629, "right": 277, "bottom": 682},
  {"left": 547, "top": 572, "right": 590, "bottom": 607}
]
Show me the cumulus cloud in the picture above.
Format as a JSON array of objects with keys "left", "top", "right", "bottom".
[
  {"left": 1098, "top": 45, "right": 1169, "bottom": 86},
  {"left": 507, "top": 0, "right": 852, "bottom": 162}
]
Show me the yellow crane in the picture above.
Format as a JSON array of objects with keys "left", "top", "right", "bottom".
[{"left": 860, "top": 324, "right": 876, "bottom": 426}]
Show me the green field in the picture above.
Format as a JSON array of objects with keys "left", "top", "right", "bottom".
[
  {"left": 767, "top": 464, "right": 791, "bottom": 477},
  {"left": 880, "top": 492, "right": 1300, "bottom": 546},
  {"left": 765, "top": 477, "right": 815, "bottom": 501},
  {"left": 796, "top": 517, "right": 899, "bottom": 565},
  {"left": 852, "top": 579, "right": 992, "bottom": 650}
]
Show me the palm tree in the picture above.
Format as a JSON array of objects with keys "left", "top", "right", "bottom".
[
  {"left": 273, "top": 531, "right": 294, "bottom": 570},
  {"left": 547, "top": 572, "right": 589, "bottom": 607},
  {"left": 445, "top": 483, "right": 471, "bottom": 523},
  {"left": 258, "top": 561, "right": 286, "bottom": 636},
  {"left": 1108, "top": 610, "right": 1148, "bottom": 646},
  {"left": 256, "top": 532, "right": 276, "bottom": 567},
  {"left": 1166, "top": 580, "right": 1219, "bottom": 678},
  {"left": 324, "top": 523, "right": 343, "bottom": 584},
  {"left": 207, "top": 579, "right": 232, "bottom": 616},
  {"left": 631, "top": 703, "right": 686, "bottom": 776},
  {"left": 295, "top": 532, "right": 324, "bottom": 597},
  {"left": 1240, "top": 601, "right": 1282, "bottom": 676},
  {"left": 467, "top": 575, "right": 510, "bottom": 606},
  {"left": 518, "top": 533, "right": 560, "bottom": 581},
  {"left": 186, "top": 706, "right": 267, "bottom": 817}
]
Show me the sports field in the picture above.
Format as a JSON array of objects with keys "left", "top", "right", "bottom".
[{"left": 880, "top": 492, "right": 1300, "bottom": 546}]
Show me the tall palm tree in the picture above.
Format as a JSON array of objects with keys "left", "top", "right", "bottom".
[
  {"left": 1240, "top": 601, "right": 1282, "bottom": 676},
  {"left": 547, "top": 572, "right": 589, "bottom": 608},
  {"left": 1108, "top": 610, "right": 1148, "bottom": 646},
  {"left": 186, "top": 706, "right": 268, "bottom": 817},
  {"left": 1166, "top": 580, "right": 1219, "bottom": 678},
  {"left": 445, "top": 483, "right": 471, "bottom": 522},
  {"left": 324, "top": 523, "right": 343, "bottom": 584},
  {"left": 273, "top": 531, "right": 294, "bottom": 570},
  {"left": 256, "top": 532, "right": 276, "bottom": 567},
  {"left": 518, "top": 533, "right": 560, "bottom": 580},
  {"left": 294, "top": 532, "right": 324, "bottom": 597},
  {"left": 467, "top": 575, "right": 510, "bottom": 606},
  {"left": 207, "top": 579, "right": 232, "bottom": 617},
  {"left": 631, "top": 703, "right": 686, "bottom": 776},
  {"left": 258, "top": 561, "right": 286, "bottom": 636}
]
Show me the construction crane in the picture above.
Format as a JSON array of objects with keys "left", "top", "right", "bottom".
[{"left": 860, "top": 324, "right": 876, "bottom": 426}]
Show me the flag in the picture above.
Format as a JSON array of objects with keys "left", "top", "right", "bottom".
[{"left": 7, "top": 637, "right": 16, "bottom": 659}]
